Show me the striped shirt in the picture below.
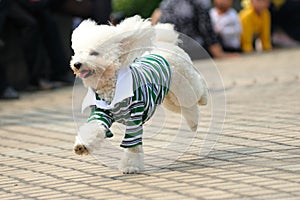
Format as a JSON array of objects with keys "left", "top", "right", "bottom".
[{"left": 85, "top": 54, "right": 171, "bottom": 148}]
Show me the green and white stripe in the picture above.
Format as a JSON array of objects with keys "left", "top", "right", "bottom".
[{"left": 88, "top": 54, "right": 171, "bottom": 148}]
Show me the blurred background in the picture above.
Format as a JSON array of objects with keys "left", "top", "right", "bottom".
[{"left": 0, "top": 0, "right": 299, "bottom": 98}]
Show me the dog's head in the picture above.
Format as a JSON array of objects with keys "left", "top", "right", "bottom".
[
  {"left": 70, "top": 16, "right": 155, "bottom": 90},
  {"left": 70, "top": 20, "right": 120, "bottom": 89}
]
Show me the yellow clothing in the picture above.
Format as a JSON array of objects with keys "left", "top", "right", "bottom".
[{"left": 239, "top": 6, "right": 272, "bottom": 52}]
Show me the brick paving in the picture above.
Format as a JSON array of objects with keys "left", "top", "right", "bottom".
[{"left": 0, "top": 48, "right": 299, "bottom": 199}]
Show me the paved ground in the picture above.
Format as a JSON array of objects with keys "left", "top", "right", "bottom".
[{"left": 0, "top": 48, "right": 299, "bottom": 199}]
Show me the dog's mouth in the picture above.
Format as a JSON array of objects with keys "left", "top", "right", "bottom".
[
  {"left": 72, "top": 66, "right": 94, "bottom": 79},
  {"left": 78, "top": 69, "right": 94, "bottom": 78}
]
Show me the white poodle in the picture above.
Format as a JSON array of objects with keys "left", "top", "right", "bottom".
[{"left": 71, "top": 15, "right": 208, "bottom": 174}]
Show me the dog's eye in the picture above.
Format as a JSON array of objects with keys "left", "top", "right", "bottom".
[{"left": 90, "top": 51, "right": 99, "bottom": 56}]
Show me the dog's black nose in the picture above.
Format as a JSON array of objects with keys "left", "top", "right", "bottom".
[{"left": 74, "top": 62, "right": 82, "bottom": 69}]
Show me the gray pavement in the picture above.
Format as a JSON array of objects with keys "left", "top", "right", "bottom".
[{"left": 0, "top": 48, "right": 299, "bottom": 199}]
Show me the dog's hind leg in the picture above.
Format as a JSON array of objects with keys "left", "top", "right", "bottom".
[
  {"left": 198, "top": 79, "right": 209, "bottom": 106},
  {"left": 163, "top": 91, "right": 181, "bottom": 113},
  {"left": 118, "top": 145, "right": 144, "bottom": 174},
  {"left": 181, "top": 104, "right": 199, "bottom": 132},
  {"left": 163, "top": 86, "right": 200, "bottom": 132}
]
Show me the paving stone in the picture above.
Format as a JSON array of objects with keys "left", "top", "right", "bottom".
[{"left": 0, "top": 48, "right": 300, "bottom": 199}]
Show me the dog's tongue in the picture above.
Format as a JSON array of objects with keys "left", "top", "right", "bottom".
[{"left": 79, "top": 70, "right": 90, "bottom": 78}]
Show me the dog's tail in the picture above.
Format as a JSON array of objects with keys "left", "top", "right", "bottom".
[{"left": 114, "top": 15, "right": 155, "bottom": 67}]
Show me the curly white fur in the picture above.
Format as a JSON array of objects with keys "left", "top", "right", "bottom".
[
  {"left": 71, "top": 15, "right": 208, "bottom": 173},
  {"left": 118, "top": 145, "right": 144, "bottom": 174}
]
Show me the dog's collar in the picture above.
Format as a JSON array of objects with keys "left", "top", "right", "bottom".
[{"left": 81, "top": 67, "right": 133, "bottom": 112}]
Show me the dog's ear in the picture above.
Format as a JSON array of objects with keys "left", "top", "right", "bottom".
[
  {"left": 72, "top": 19, "right": 116, "bottom": 54},
  {"left": 71, "top": 19, "right": 98, "bottom": 51},
  {"left": 115, "top": 15, "right": 155, "bottom": 67}
]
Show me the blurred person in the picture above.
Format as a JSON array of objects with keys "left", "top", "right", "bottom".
[
  {"left": 210, "top": 0, "right": 242, "bottom": 52},
  {"left": 270, "top": 0, "right": 300, "bottom": 47},
  {"left": 0, "top": 62, "right": 19, "bottom": 99},
  {"left": 1, "top": 0, "right": 57, "bottom": 90},
  {"left": 16, "top": 0, "right": 73, "bottom": 84},
  {"left": 0, "top": 0, "right": 19, "bottom": 99},
  {"left": 110, "top": 12, "right": 125, "bottom": 26},
  {"left": 152, "top": 0, "right": 238, "bottom": 59},
  {"left": 90, "top": 0, "right": 112, "bottom": 24},
  {"left": 48, "top": 0, "right": 112, "bottom": 25},
  {"left": 239, "top": 0, "right": 272, "bottom": 52}
]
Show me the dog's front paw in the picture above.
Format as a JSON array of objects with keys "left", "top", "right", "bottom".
[
  {"left": 74, "top": 121, "right": 107, "bottom": 154},
  {"left": 74, "top": 144, "right": 89, "bottom": 155}
]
